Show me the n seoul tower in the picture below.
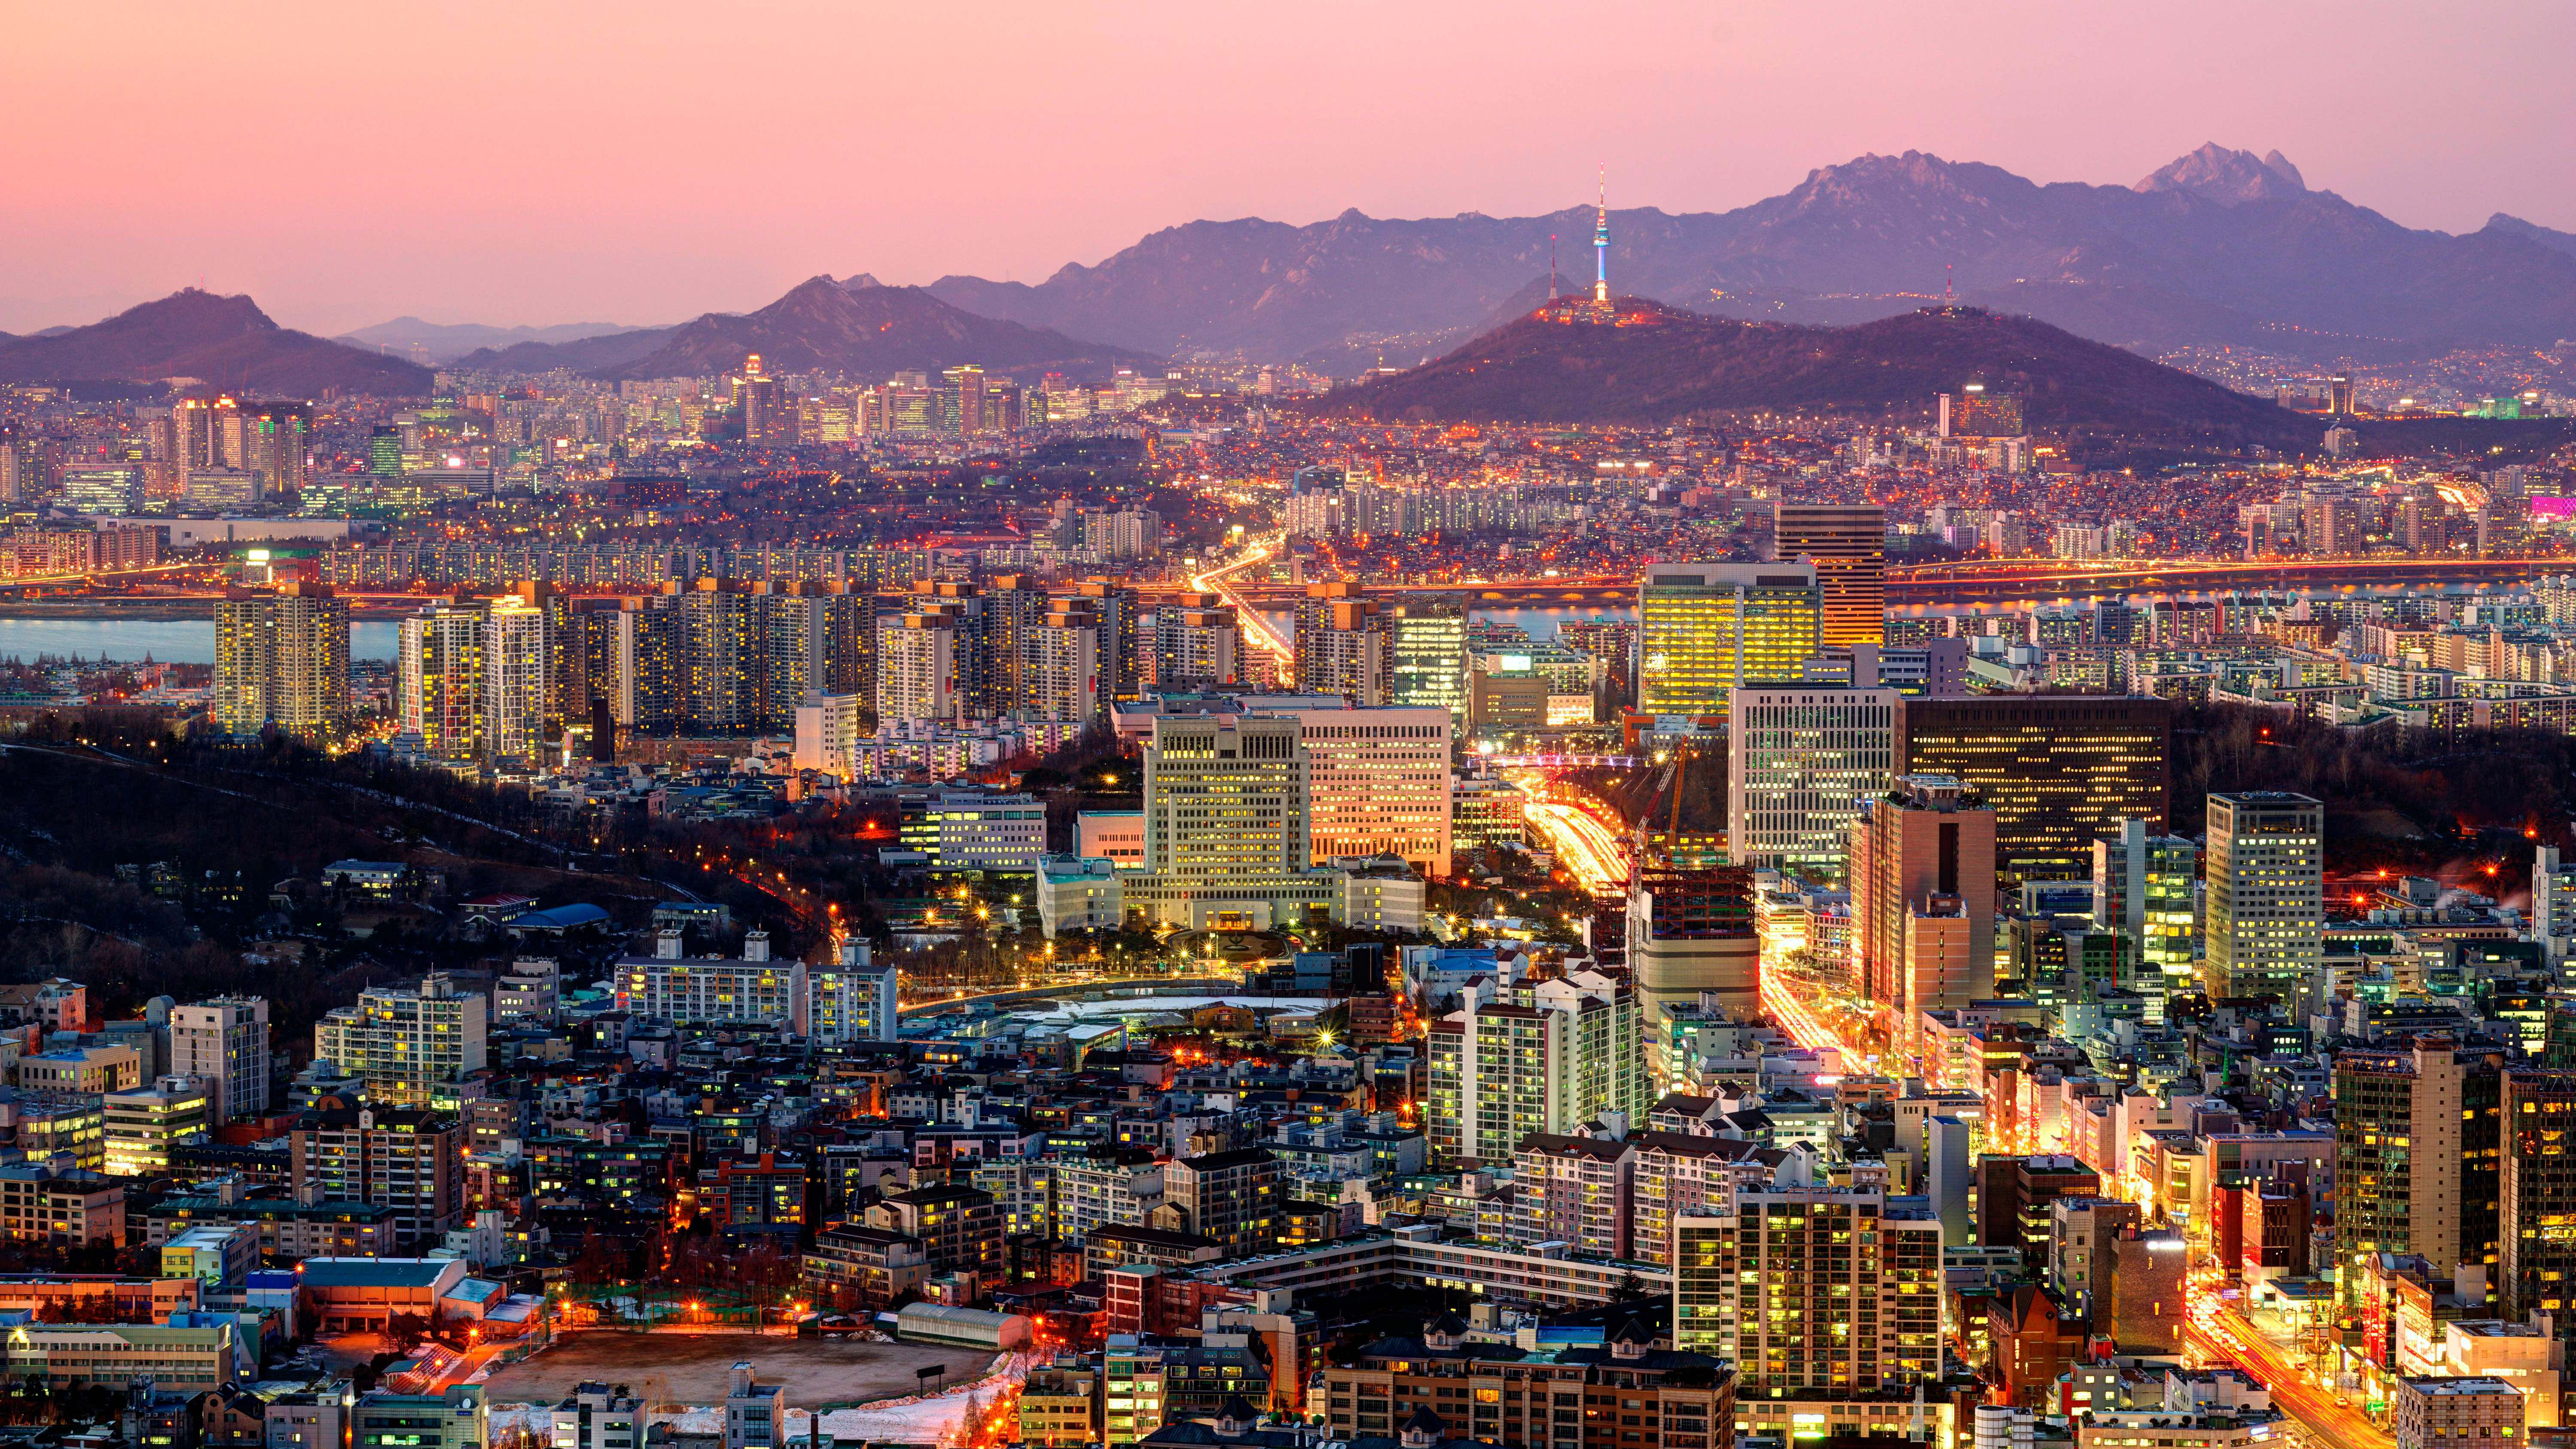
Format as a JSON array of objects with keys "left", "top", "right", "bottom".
[{"left": 1592, "top": 166, "right": 1610, "bottom": 304}]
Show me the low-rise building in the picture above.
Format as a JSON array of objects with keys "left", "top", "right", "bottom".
[
  {"left": 802, "top": 1224, "right": 930, "bottom": 1311},
  {"left": 2394, "top": 1376, "right": 2526, "bottom": 1449},
  {"left": 0, "top": 1156, "right": 124, "bottom": 1247}
]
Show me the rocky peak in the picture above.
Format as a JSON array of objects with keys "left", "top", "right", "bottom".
[{"left": 2133, "top": 143, "right": 2307, "bottom": 204}]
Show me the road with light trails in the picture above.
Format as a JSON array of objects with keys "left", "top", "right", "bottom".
[
  {"left": 1523, "top": 801, "right": 1631, "bottom": 898},
  {"left": 2187, "top": 1291, "right": 2390, "bottom": 1449},
  {"left": 1191, "top": 533, "right": 1295, "bottom": 680}
]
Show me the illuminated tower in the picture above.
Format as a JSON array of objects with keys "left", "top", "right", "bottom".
[{"left": 1592, "top": 167, "right": 1610, "bottom": 304}]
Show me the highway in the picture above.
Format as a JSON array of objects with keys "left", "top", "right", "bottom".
[
  {"left": 1190, "top": 535, "right": 1295, "bottom": 682},
  {"left": 1522, "top": 800, "right": 1631, "bottom": 898}
]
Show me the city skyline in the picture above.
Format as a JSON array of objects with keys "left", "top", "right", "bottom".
[{"left": 3, "top": 3, "right": 2572, "bottom": 334}]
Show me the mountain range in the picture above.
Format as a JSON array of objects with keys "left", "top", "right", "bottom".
[
  {"left": 1320, "top": 300, "right": 2321, "bottom": 457},
  {"left": 453, "top": 275, "right": 1158, "bottom": 381},
  {"left": 0, "top": 290, "right": 431, "bottom": 395},
  {"left": 923, "top": 143, "right": 2576, "bottom": 368},
  {"left": 338, "top": 316, "right": 659, "bottom": 363}
]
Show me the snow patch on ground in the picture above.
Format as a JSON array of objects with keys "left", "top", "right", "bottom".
[{"left": 491, "top": 1353, "right": 1018, "bottom": 1446}]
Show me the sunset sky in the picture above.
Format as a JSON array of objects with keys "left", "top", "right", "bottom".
[{"left": 6, "top": 0, "right": 2569, "bottom": 336}]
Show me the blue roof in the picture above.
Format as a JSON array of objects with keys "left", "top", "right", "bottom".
[{"left": 511, "top": 904, "right": 613, "bottom": 930}]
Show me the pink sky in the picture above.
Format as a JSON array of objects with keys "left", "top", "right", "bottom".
[{"left": 4, "top": 0, "right": 2569, "bottom": 336}]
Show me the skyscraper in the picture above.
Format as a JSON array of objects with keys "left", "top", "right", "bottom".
[
  {"left": 1388, "top": 595, "right": 1469, "bottom": 733},
  {"left": 756, "top": 581, "right": 871, "bottom": 730},
  {"left": 480, "top": 595, "right": 547, "bottom": 762},
  {"left": 1894, "top": 696, "right": 2172, "bottom": 887},
  {"left": 2501, "top": 1068, "right": 2576, "bottom": 1324},
  {"left": 1725, "top": 683, "right": 1897, "bottom": 881},
  {"left": 368, "top": 427, "right": 403, "bottom": 478},
  {"left": 2335, "top": 1041, "right": 2503, "bottom": 1305},
  {"left": 1636, "top": 562, "right": 1821, "bottom": 720},
  {"left": 2093, "top": 819, "right": 2199, "bottom": 1003},
  {"left": 2204, "top": 791, "right": 2324, "bottom": 1007},
  {"left": 1771, "top": 503, "right": 1887, "bottom": 650},
  {"left": 399, "top": 599, "right": 488, "bottom": 758},
  {"left": 1850, "top": 775, "right": 1996, "bottom": 1051},
  {"left": 214, "top": 581, "right": 349, "bottom": 738}
]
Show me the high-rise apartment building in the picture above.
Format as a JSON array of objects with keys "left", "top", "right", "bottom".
[
  {"left": 1294, "top": 584, "right": 1392, "bottom": 705},
  {"left": 214, "top": 582, "right": 349, "bottom": 738},
  {"left": 168, "top": 997, "right": 270, "bottom": 1122},
  {"left": 1725, "top": 684, "right": 1897, "bottom": 881},
  {"left": 2093, "top": 819, "right": 2199, "bottom": 1002},
  {"left": 1161, "top": 1148, "right": 1280, "bottom": 1258},
  {"left": 1894, "top": 696, "right": 2172, "bottom": 886},
  {"left": 1636, "top": 561, "right": 1821, "bottom": 719},
  {"left": 1673, "top": 1187, "right": 1944, "bottom": 1390},
  {"left": 290, "top": 1106, "right": 465, "bottom": 1241},
  {"left": 2501, "top": 1068, "right": 2576, "bottom": 1325},
  {"left": 1426, "top": 972, "right": 1644, "bottom": 1166},
  {"left": 1142, "top": 716, "right": 1307, "bottom": 880},
  {"left": 480, "top": 595, "right": 547, "bottom": 761},
  {"left": 810, "top": 939, "right": 898, "bottom": 1044},
  {"left": 1850, "top": 775, "right": 1996, "bottom": 1048},
  {"left": 2204, "top": 792, "right": 2324, "bottom": 1007},
  {"left": 1068, "top": 580, "right": 1145, "bottom": 702},
  {"left": 1151, "top": 595, "right": 1241, "bottom": 692},
  {"left": 573, "top": 594, "right": 684, "bottom": 733},
  {"left": 398, "top": 599, "right": 488, "bottom": 758},
  {"left": 1025, "top": 599, "right": 1102, "bottom": 722},
  {"left": 1771, "top": 504, "right": 1887, "bottom": 650},
  {"left": 678, "top": 580, "right": 756, "bottom": 731},
  {"left": 2336, "top": 1042, "right": 2504, "bottom": 1303},
  {"left": 1388, "top": 596, "right": 1469, "bottom": 732},
  {"left": 310, "top": 973, "right": 489, "bottom": 1109},
  {"left": 878, "top": 606, "right": 964, "bottom": 723},
  {"left": 793, "top": 692, "right": 866, "bottom": 780},
  {"left": 756, "top": 582, "right": 871, "bottom": 729}
]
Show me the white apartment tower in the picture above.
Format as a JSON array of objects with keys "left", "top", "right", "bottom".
[{"left": 169, "top": 996, "right": 270, "bottom": 1121}]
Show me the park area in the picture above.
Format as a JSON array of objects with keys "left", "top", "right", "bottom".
[{"left": 481, "top": 1332, "right": 984, "bottom": 1410}]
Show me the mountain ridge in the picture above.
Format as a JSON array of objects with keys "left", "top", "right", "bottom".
[{"left": 0, "top": 290, "right": 431, "bottom": 395}]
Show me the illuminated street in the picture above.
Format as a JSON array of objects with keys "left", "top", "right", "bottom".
[{"left": 1523, "top": 800, "right": 1631, "bottom": 897}]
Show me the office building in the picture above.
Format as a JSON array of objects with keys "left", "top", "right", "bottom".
[
  {"left": 2048, "top": 1197, "right": 2145, "bottom": 1318},
  {"left": 2391, "top": 1378, "right": 2523, "bottom": 1449},
  {"left": 897, "top": 790, "right": 1047, "bottom": 871},
  {"left": 2336, "top": 1042, "right": 2504, "bottom": 1302},
  {"left": 1143, "top": 716, "right": 1307, "bottom": 880},
  {"left": 1294, "top": 583, "right": 1392, "bottom": 704},
  {"left": 168, "top": 997, "right": 269, "bottom": 1122},
  {"left": 1726, "top": 684, "right": 1897, "bottom": 881},
  {"left": 1672, "top": 1188, "right": 1944, "bottom": 1389},
  {"left": 1426, "top": 972, "right": 1644, "bottom": 1166},
  {"left": 398, "top": 599, "right": 488, "bottom": 758},
  {"left": 2503, "top": 1069, "right": 2576, "bottom": 1324},
  {"left": 213, "top": 582, "right": 349, "bottom": 738},
  {"left": 617, "top": 930, "right": 811, "bottom": 1034},
  {"left": 1980, "top": 1156, "right": 2101, "bottom": 1276},
  {"left": 1851, "top": 775, "right": 1996, "bottom": 1045},
  {"left": 2093, "top": 820, "right": 2199, "bottom": 1000},
  {"left": 1150, "top": 594, "right": 1242, "bottom": 692},
  {"left": 1636, "top": 561, "right": 1821, "bottom": 719},
  {"left": 1771, "top": 503, "right": 1887, "bottom": 650},
  {"left": 310, "top": 973, "right": 489, "bottom": 1109},
  {"left": 2535, "top": 846, "right": 2576, "bottom": 964},
  {"left": 2204, "top": 792, "right": 2324, "bottom": 1007},
  {"left": 1895, "top": 696, "right": 2172, "bottom": 887},
  {"left": 102, "top": 1075, "right": 213, "bottom": 1178},
  {"left": 1245, "top": 701, "right": 1453, "bottom": 875},
  {"left": 793, "top": 692, "right": 866, "bottom": 779},
  {"left": 1626, "top": 868, "right": 1760, "bottom": 1024},
  {"left": 1388, "top": 596, "right": 1470, "bottom": 732}
]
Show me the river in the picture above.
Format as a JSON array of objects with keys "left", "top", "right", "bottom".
[{"left": 0, "top": 618, "right": 402, "bottom": 665}]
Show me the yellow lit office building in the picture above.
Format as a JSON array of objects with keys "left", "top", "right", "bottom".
[{"left": 1636, "top": 562, "right": 1821, "bottom": 719}]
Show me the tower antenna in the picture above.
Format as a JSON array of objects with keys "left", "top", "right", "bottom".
[
  {"left": 1944, "top": 264, "right": 1953, "bottom": 307},
  {"left": 1592, "top": 166, "right": 1610, "bottom": 305},
  {"left": 1549, "top": 234, "right": 1558, "bottom": 301}
]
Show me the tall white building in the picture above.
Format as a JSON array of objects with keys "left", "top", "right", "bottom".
[
  {"left": 312, "top": 972, "right": 488, "bottom": 1108},
  {"left": 480, "top": 594, "right": 547, "bottom": 761},
  {"left": 877, "top": 607, "right": 962, "bottom": 723},
  {"left": 793, "top": 692, "right": 865, "bottom": 779},
  {"left": 1725, "top": 684, "right": 1898, "bottom": 881},
  {"left": 810, "top": 939, "right": 898, "bottom": 1043},
  {"left": 169, "top": 996, "right": 270, "bottom": 1122},
  {"left": 617, "top": 930, "right": 811, "bottom": 1034},
  {"left": 2535, "top": 845, "right": 2576, "bottom": 964},
  {"left": 2204, "top": 792, "right": 2324, "bottom": 1010},
  {"left": 1426, "top": 972, "right": 1643, "bottom": 1166}
]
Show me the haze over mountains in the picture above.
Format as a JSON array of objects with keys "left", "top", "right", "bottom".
[{"left": 923, "top": 143, "right": 2576, "bottom": 369}]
